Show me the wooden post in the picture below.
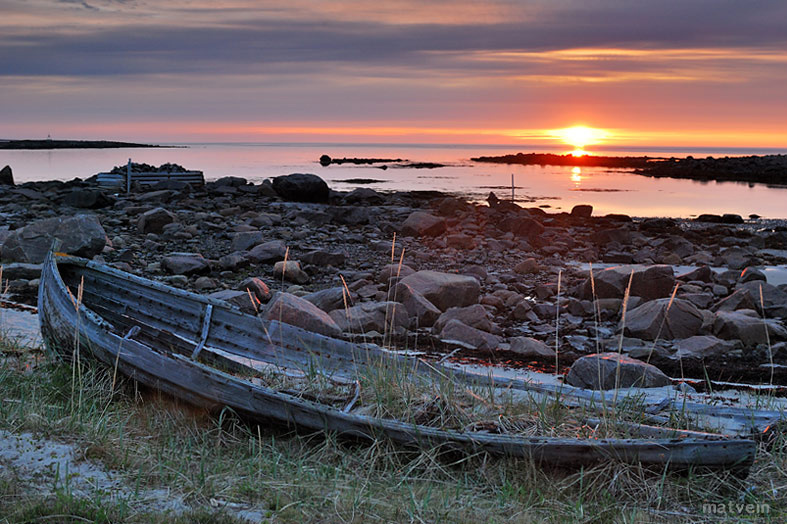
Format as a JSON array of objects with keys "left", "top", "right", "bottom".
[{"left": 126, "top": 158, "right": 131, "bottom": 193}]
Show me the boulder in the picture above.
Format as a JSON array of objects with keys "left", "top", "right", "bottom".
[
  {"left": 208, "top": 289, "right": 257, "bottom": 315},
  {"left": 713, "top": 288, "right": 759, "bottom": 313},
  {"left": 300, "top": 249, "right": 346, "bottom": 267},
  {"left": 439, "top": 319, "right": 502, "bottom": 351},
  {"left": 329, "top": 301, "right": 409, "bottom": 334},
  {"left": 399, "top": 270, "right": 480, "bottom": 311},
  {"left": 246, "top": 240, "right": 287, "bottom": 264},
  {"left": 303, "top": 287, "right": 348, "bottom": 313},
  {"left": 674, "top": 335, "right": 735, "bottom": 359},
  {"left": 271, "top": 173, "right": 329, "bottom": 202},
  {"left": 579, "top": 265, "right": 675, "bottom": 301},
  {"left": 509, "top": 337, "right": 556, "bottom": 358},
  {"left": 377, "top": 263, "right": 416, "bottom": 285},
  {"left": 623, "top": 298, "right": 704, "bottom": 340},
  {"left": 400, "top": 212, "right": 447, "bottom": 237},
  {"left": 565, "top": 353, "right": 672, "bottom": 390},
  {"left": 261, "top": 292, "right": 342, "bottom": 337},
  {"left": 390, "top": 281, "right": 441, "bottom": 328},
  {"left": 433, "top": 304, "right": 494, "bottom": 334},
  {"left": 237, "top": 277, "right": 272, "bottom": 305},
  {"left": 273, "top": 260, "right": 309, "bottom": 284},
  {"left": 162, "top": 253, "right": 210, "bottom": 275},
  {"left": 63, "top": 189, "right": 113, "bottom": 209},
  {"left": 712, "top": 310, "right": 787, "bottom": 347},
  {"left": 137, "top": 207, "right": 176, "bottom": 234},
  {"left": 1, "top": 215, "right": 106, "bottom": 263},
  {"left": 676, "top": 265, "right": 713, "bottom": 283},
  {"left": 513, "top": 258, "right": 540, "bottom": 274},
  {"left": 231, "top": 231, "right": 264, "bottom": 252},
  {"left": 0, "top": 262, "right": 42, "bottom": 280},
  {"left": 0, "top": 165, "right": 13, "bottom": 185},
  {"left": 570, "top": 204, "right": 593, "bottom": 218}
]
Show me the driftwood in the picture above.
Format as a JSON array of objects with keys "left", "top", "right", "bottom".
[{"left": 38, "top": 254, "right": 759, "bottom": 473}]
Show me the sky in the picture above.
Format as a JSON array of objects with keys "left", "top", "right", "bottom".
[{"left": 2, "top": 0, "right": 787, "bottom": 148}]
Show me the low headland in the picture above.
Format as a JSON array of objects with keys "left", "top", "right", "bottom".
[{"left": 0, "top": 139, "right": 162, "bottom": 150}]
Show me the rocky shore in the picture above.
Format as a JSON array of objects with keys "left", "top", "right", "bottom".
[
  {"left": 1, "top": 168, "right": 787, "bottom": 389},
  {"left": 0, "top": 139, "right": 161, "bottom": 150}
]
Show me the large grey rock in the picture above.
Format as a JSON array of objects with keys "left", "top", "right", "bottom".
[
  {"left": 399, "top": 270, "right": 480, "bottom": 311},
  {"left": 738, "top": 280, "right": 787, "bottom": 317},
  {"left": 565, "top": 352, "right": 672, "bottom": 390},
  {"left": 301, "top": 250, "right": 346, "bottom": 267},
  {"left": 272, "top": 173, "right": 329, "bottom": 203},
  {"left": 390, "top": 282, "right": 441, "bottom": 328},
  {"left": 509, "top": 337, "right": 556, "bottom": 358},
  {"left": 273, "top": 260, "right": 309, "bottom": 284},
  {"left": 0, "top": 165, "right": 13, "bottom": 185},
  {"left": 439, "top": 319, "right": 502, "bottom": 351},
  {"left": 0, "top": 262, "right": 42, "bottom": 280},
  {"left": 231, "top": 231, "right": 264, "bottom": 252},
  {"left": 261, "top": 292, "right": 341, "bottom": 337},
  {"left": 246, "top": 240, "right": 287, "bottom": 264},
  {"left": 623, "top": 298, "right": 704, "bottom": 340},
  {"left": 400, "top": 212, "right": 447, "bottom": 237},
  {"left": 674, "top": 335, "right": 735, "bottom": 359},
  {"left": 712, "top": 310, "right": 787, "bottom": 347},
  {"left": 579, "top": 265, "right": 675, "bottom": 301},
  {"left": 1, "top": 215, "right": 106, "bottom": 263},
  {"left": 162, "top": 253, "right": 210, "bottom": 275},
  {"left": 433, "top": 304, "right": 493, "bottom": 334},
  {"left": 376, "top": 263, "right": 416, "bottom": 284},
  {"left": 303, "top": 287, "right": 347, "bottom": 312},
  {"left": 137, "top": 207, "right": 176, "bottom": 234},
  {"left": 208, "top": 289, "right": 257, "bottom": 315},
  {"left": 63, "top": 189, "right": 112, "bottom": 209},
  {"left": 329, "top": 301, "right": 409, "bottom": 334}
]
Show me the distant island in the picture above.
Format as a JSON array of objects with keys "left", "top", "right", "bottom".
[
  {"left": 0, "top": 139, "right": 162, "bottom": 150},
  {"left": 472, "top": 152, "right": 787, "bottom": 185}
]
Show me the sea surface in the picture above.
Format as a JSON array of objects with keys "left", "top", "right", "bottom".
[{"left": 2, "top": 142, "right": 787, "bottom": 219}]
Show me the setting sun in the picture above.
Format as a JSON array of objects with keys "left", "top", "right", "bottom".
[{"left": 551, "top": 126, "right": 609, "bottom": 149}]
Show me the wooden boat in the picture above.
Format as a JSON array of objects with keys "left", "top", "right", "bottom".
[{"left": 38, "top": 252, "right": 758, "bottom": 473}]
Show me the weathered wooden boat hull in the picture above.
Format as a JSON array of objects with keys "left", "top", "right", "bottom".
[{"left": 38, "top": 254, "right": 758, "bottom": 472}]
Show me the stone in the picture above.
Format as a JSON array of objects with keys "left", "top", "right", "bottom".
[
  {"left": 400, "top": 212, "right": 447, "bottom": 237},
  {"left": 570, "top": 204, "right": 593, "bottom": 218},
  {"left": 509, "top": 337, "right": 556, "bottom": 358},
  {"left": 677, "top": 265, "right": 713, "bottom": 283},
  {"left": 137, "top": 207, "right": 176, "bottom": 234},
  {"left": 674, "top": 336, "right": 735, "bottom": 359},
  {"left": 739, "top": 267, "right": 767, "bottom": 284},
  {"left": 513, "top": 258, "right": 540, "bottom": 274},
  {"left": 579, "top": 265, "right": 675, "bottom": 301},
  {"left": 433, "top": 304, "right": 494, "bottom": 334},
  {"left": 445, "top": 234, "right": 475, "bottom": 249},
  {"left": 300, "top": 250, "right": 346, "bottom": 267},
  {"left": 262, "top": 292, "right": 342, "bottom": 337},
  {"left": 63, "top": 189, "right": 112, "bottom": 209},
  {"left": 303, "top": 287, "right": 348, "bottom": 313},
  {"left": 1, "top": 215, "right": 107, "bottom": 263},
  {"left": 329, "top": 301, "right": 409, "bottom": 334},
  {"left": 273, "top": 260, "right": 309, "bottom": 284},
  {"left": 390, "top": 281, "right": 441, "bottom": 328},
  {"left": 376, "top": 263, "right": 415, "bottom": 284},
  {"left": 246, "top": 240, "right": 287, "bottom": 264},
  {"left": 399, "top": 270, "right": 480, "bottom": 311},
  {"left": 713, "top": 288, "right": 759, "bottom": 313},
  {"left": 439, "top": 319, "right": 502, "bottom": 351},
  {"left": 719, "top": 246, "right": 752, "bottom": 270},
  {"left": 271, "top": 173, "right": 330, "bottom": 202},
  {"left": 713, "top": 310, "right": 787, "bottom": 347},
  {"left": 238, "top": 277, "right": 272, "bottom": 304},
  {"left": 565, "top": 353, "right": 672, "bottom": 390},
  {"left": 231, "top": 231, "right": 264, "bottom": 252},
  {"left": 0, "top": 262, "right": 42, "bottom": 280},
  {"left": 623, "top": 298, "right": 704, "bottom": 340},
  {"left": 162, "top": 253, "right": 210, "bottom": 275},
  {"left": 0, "top": 165, "right": 13, "bottom": 185},
  {"left": 194, "top": 276, "right": 217, "bottom": 290},
  {"left": 219, "top": 252, "right": 248, "bottom": 271},
  {"left": 213, "top": 176, "right": 247, "bottom": 187}
]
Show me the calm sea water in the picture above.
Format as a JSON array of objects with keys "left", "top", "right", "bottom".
[{"left": 2, "top": 142, "right": 786, "bottom": 219}]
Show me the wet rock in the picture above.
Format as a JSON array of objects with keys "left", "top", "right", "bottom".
[
  {"left": 399, "top": 270, "right": 480, "bottom": 311},
  {"left": 329, "top": 301, "right": 409, "bottom": 334},
  {"left": 137, "top": 207, "right": 176, "bottom": 234},
  {"left": 272, "top": 173, "right": 330, "bottom": 203},
  {"left": 565, "top": 353, "right": 672, "bottom": 390},
  {"left": 246, "top": 240, "right": 287, "bottom": 264},
  {"left": 433, "top": 304, "right": 494, "bottom": 334},
  {"left": 344, "top": 187, "right": 385, "bottom": 205},
  {"left": 390, "top": 282, "right": 441, "bottom": 328},
  {"left": 623, "top": 298, "right": 704, "bottom": 340},
  {"left": 674, "top": 335, "right": 735, "bottom": 359},
  {"left": 301, "top": 250, "right": 346, "bottom": 267},
  {"left": 273, "top": 260, "right": 309, "bottom": 284},
  {"left": 509, "top": 337, "right": 555, "bottom": 358},
  {"left": 303, "top": 287, "right": 347, "bottom": 313},
  {"left": 162, "top": 253, "right": 210, "bottom": 276},
  {"left": 713, "top": 310, "right": 787, "bottom": 347},
  {"left": 1, "top": 215, "right": 107, "bottom": 263},
  {"left": 400, "top": 212, "right": 447, "bottom": 237},
  {"left": 238, "top": 277, "right": 272, "bottom": 304},
  {"left": 0, "top": 165, "right": 13, "bottom": 186},
  {"left": 261, "top": 292, "right": 342, "bottom": 337},
  {"left": 439, "top": 319, "right": 502, "bottom": 351}
]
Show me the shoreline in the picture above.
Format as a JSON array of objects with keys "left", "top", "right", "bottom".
[{"left": 0, "top": 139, "right": 165, "bottom": 150}]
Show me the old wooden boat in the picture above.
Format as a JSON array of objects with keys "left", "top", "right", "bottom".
[{"left": 38, "top": 253, "right": 758, "bottom": 472}]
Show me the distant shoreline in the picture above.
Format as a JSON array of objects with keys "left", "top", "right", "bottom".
[{"left": 0, "top": 139, "right": 165, "bottom": 150}]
